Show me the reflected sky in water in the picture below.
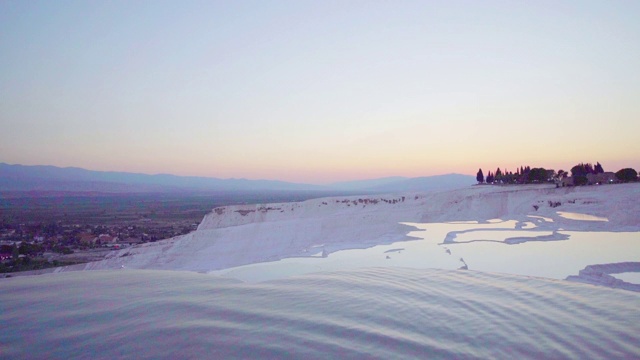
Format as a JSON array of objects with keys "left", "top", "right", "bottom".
[{"left": 213, "top": 214, "right": 639, "bottom": 283}]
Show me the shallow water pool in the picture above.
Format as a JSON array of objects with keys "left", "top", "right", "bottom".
[
  {"left": 613, "top": 272, "right": 640, "bottom": 284},
  {"left": 213, "top": 219, "right": 639, "bottom": 283}
]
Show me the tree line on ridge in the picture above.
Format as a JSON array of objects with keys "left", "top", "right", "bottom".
[{"left": 476, "top": 162, "right": 638, "bottom": 186}]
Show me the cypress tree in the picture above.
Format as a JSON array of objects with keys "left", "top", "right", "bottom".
[{"left": 476, "top": 168, "right": 484, "bottom": 184}]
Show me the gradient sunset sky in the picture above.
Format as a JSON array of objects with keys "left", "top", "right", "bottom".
[{"left": 1, "top": 1, "right": 639, "bottom": 184}]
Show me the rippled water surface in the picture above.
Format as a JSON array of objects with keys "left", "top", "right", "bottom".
[{"left": 1, "top": 269, "right": 639, "bottom": 359}]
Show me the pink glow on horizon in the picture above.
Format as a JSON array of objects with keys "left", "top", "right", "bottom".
[
  {"left": 1, "top": 2, "right": 638, "bottom": 182},
  {"left": 9, "top": 157, "right": 637, "bottom": 186}
]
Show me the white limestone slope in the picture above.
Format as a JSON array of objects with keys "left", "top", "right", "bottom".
[{"left": 65, "top": 183, "right": 640, "bottom": 274}]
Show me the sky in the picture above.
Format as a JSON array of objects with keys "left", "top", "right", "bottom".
[{"left": 1, "top": 1, "right": 639, "bottom": 184}]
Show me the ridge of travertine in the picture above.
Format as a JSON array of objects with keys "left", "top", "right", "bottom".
[{"left": 58, "top": 183, "right": 639, "bottom": 274}]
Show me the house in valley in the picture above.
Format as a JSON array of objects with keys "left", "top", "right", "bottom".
[{"left": 586, "top": 172, "right": 618, "bottom": 185}]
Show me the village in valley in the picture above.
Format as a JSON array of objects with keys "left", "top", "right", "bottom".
[
  {"left": 0, "top": 216, "right": 200, "bottom": 274},
  {"left": 0, "top": 194, "right": 210, "bottom": 274}
]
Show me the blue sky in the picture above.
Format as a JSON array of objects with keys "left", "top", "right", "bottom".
[{"left": 1, "top": 1, "right": 639, "bottom": 183}]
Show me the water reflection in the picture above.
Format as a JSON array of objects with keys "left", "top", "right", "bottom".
[
  {"left": 212, "top": 219, "right": 639, "bottom": 283},
  {"left": 557, "top": 212, "right": 608, "bottom": 222},
  {"left": 613, "top": 273, "right": 640, "bottom": 284}
]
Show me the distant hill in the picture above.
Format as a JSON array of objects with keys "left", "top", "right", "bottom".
[
  {"left": 328, "top": 174, "right": 475, "bottom": 192},
  {"left": 0, "top": 163, "right": 474, "bottom": 195},
  {"left": 0, "top": 163, "right": 322, "bottom": 193},
  {"left": 327, "top": 177, "right": 409, "bottom": 191},
  {"left": 368, "top": 174, "right": 476, "bottom": 192}
]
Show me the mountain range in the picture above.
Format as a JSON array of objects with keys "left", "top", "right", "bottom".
[{"left": 0, "top": 163, "right": 475, "bottom": 194}]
